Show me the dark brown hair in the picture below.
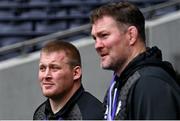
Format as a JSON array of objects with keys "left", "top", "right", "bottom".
[{"left": 90, "top": 2, "right": 146, "bottom": 42}]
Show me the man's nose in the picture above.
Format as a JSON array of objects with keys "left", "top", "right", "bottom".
[
  {"left": 95, "top": 39, "right": 104, "bottom": 50},
  {"left": 45, "top": 68, "right": 51, "bottom": 78}
]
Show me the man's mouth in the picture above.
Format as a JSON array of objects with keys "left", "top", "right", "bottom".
[{"left": 42, "top": 82, "right": 54, "bottom": 88}]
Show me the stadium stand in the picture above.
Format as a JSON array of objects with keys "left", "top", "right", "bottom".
[
  {"left": 0, "top": 0, "right": 179, "bottom": 61},
  {"left": 0, "top": 0, "right": 106, "bottom": 42}
]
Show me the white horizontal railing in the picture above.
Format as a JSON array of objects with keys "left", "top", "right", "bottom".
[{"left": 0, "top": 0, "right": 179, "bottom": 56}]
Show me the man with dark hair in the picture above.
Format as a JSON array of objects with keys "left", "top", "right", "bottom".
[
  {"left": 90, "top": 2, "right": 180, "bottom": 120},
  {"left": 33, "top": 40, "right": 104, "bottom": 120}
]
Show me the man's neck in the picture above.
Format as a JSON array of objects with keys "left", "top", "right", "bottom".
[
  {"left": 49, "top": 84, "right": 80, "bottom": 114},
  {"left": 116, "top": 44, "right": 146, "bottom": 76},
  {"left": 50, "top": 99, "right": 64, "bottom": 114}
]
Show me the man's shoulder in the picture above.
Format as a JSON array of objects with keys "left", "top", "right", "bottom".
[
  {"left": 33, "top": 100, "right": 47, "bottom": 120},
  {"left": 127, "top": 66, "right": 180, "bottom": 119},
  {"left": 132, "top": 66, "right": 180, "bottom": 97},
  {"left": 78, "top": 91, "right": 103, "bottom": 106},
  {"left": 138, "top": 66, "right": 177, "bottom": 85},
  {"left": 76, "top": 91, "right": 104, "bottom": 119}
]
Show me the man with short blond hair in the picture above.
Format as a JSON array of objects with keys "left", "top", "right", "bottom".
[{"left": 33, "top": 40, "right": 104, "bottom": 120}]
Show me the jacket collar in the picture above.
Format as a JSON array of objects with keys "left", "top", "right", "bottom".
[
  {"left": 45, "top": 85, "right": 84, "bottom": 119},
  {"left": 115, "top": 46, "right": 176, "bottom": 83}
]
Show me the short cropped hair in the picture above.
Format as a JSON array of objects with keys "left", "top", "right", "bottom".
[
  {"left": 41, "top": 40, "right": 81, "bottom": 68},
  {"left": 90, "top": 2, "right": 146, "bottom": 42}
]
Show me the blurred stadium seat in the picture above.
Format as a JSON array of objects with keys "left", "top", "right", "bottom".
[{"left": 0, "top": 0, "right": 178, "bottom": 61}]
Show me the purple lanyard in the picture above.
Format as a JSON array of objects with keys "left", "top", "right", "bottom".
[{"left": 107, "top": 75, "right": 118, "bottom": 120}]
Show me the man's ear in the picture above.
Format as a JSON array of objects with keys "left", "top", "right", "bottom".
[
  {"left": 127, "top": 26, "right": 138, "bottom": 46},
  {"left": 73, "top": 66, "right": 82, "bottom": 81}
]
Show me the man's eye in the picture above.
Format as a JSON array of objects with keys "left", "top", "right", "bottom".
[
  {"left": 39, "top": 66, "right": 45, "bottom": 71},
  {"left": 51, "top": 66, "right": 60, "bottom": 71},
  {"left": 101, "top": 34, "right": 108, "bottom": 38}
]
